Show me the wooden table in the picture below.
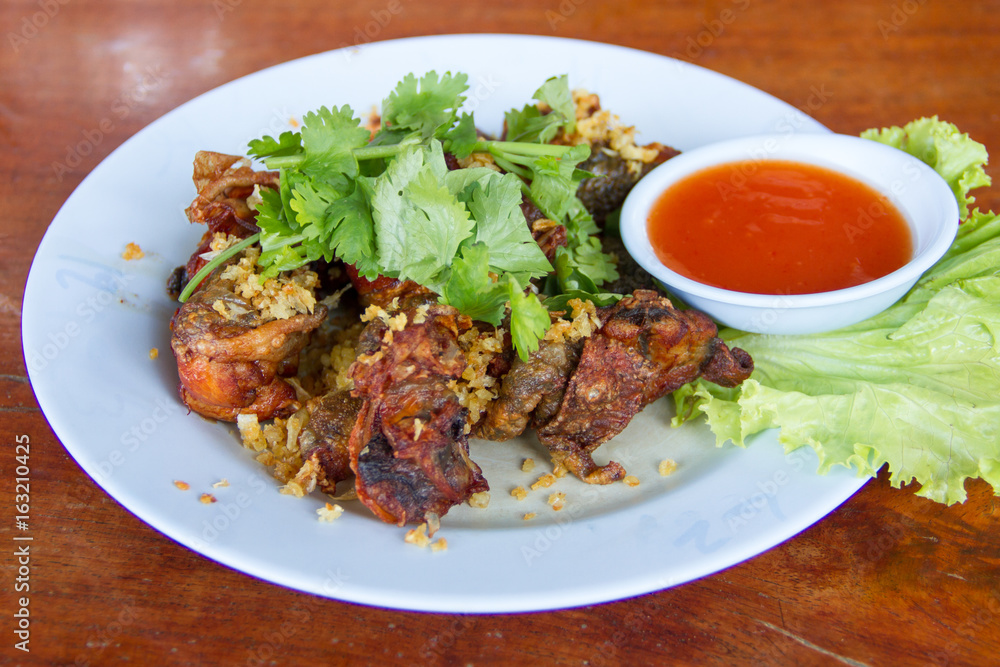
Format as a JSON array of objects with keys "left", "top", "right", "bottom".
[{"left": 3, "top": 1, "right": 999, "bottom": 664}]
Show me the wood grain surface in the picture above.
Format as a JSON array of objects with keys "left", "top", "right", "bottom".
[{"left": 2, "top": 1, "right": 999, "bottom": 665}]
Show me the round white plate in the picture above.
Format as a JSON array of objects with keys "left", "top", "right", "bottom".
[{"left": 22, "top": 34, "right": 866, "bottom": 613}]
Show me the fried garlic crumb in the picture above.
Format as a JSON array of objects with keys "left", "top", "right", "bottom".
[
  {"left": 623, "top": 475, "right": 641, "bottom": 488},
  {"left": 148, "top": 347, "right": 159, "bottom": 360},
  {"left": 469, "top": 491, "right": 490, "bottom": 509},
  {"left": 200, "top": 493, "right": 217, "bottom": 504},
  {"left": 521, "top": 458, "right": 536, "bottom": 473},
  {"left": 511, "top": 486, "right": 528, "bottom": 501},
  {"left": 531, "top": 473, "right": 557, "bottom": 491},
  {"left": 430, "top": 538, "right": 448, "bottom": 552},
  {"left": 173, "top": 480, "right": 190, "bottom": 491},
  {"left": 122, "top": 242, "right": 145, "bottom": 260},
  {"left": 548, "top": 492, "right": 566, "bottom": 511},
  {"left": 658, "top": 459, "right": 678, "bottom": 477},
  {"left": 212, "top": 478, "right": 230, "bottom": 488},
  {"left": 237, "top": 413, "right": 268, "bottom": 452},
  {"left": 220, "top": 246, "right": 318, "bottom": 321},
  {"left": 523, "top": 512, "right": 537, "bottom": 521},
  {"left": 317, "top": 503, "right": 344, "bottom": 522},
  {"left": 404, "top": 523, "right": 431, "bottom": 548},
  {"left": 387, "top": 311, "right": 408, "bottom": 332}
]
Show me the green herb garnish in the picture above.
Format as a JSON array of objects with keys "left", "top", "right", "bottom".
[{"left": 181, "top": 71, "right": 616, "bottom": 361}]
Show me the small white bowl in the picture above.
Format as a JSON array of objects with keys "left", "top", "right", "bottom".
[{"left": 619, "top": 133, "right": 959, "bottom": 335}]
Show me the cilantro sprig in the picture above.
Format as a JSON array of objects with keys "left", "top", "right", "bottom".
[{"left": 180, "top": 71, "right": 618, "bottom": 360}]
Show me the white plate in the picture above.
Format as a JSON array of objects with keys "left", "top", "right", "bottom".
[{"left": 22, "top": 34, "right": 867, "bottom": 613}]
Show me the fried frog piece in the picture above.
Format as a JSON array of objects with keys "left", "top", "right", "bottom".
[{"left": 348, "top": 304, "right": 489, "bottom": 525}]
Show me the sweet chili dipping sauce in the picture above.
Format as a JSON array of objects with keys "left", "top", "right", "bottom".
[{"left": 647, "top": 160, "right": 913, "bottom": 294}]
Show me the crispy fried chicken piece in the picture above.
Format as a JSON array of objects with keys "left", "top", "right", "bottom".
[
  {"left": 296, "top": 390, "right": 363, "bottom": 494},
  {"left": 348, "top": 304, "right": 488, "bottom": 525},
  {"left": 477, "top": 291, "right": 753, "bottom": 484},
  {"left": 169, "top": 266, "right": 327, "bottom": 422}
]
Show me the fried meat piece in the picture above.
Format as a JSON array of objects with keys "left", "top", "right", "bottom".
[
  {"left": 170, "top": 151, "right": 279, "bottom": 296},
  {"left": 343, "top": 263, "right": 435, "bottom": 311},
  {"left": 170, "top": 267, "right": 327, "bottom": 422},
  {"left": 576, "top": 142, "right": 679, "bottom": 226},
  {"left": 348, "top": 305, "right": 488, "bottom": 525},
  {"left": 474, "top": 337, "right": 582, "bottom": 442},
  {"left": 297, "top": 390, "right": 363, "bottom": 494},
  {"left": 478, "top": 291, "right": 753, "bottom": 484}
]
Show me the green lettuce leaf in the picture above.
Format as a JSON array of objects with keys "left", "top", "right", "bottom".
[
  {"left": 862, "top": 116, "right": 991, "bottom": 219},
  {"left": 674, "top": 118, "right": 1000, "bottom": 505}
]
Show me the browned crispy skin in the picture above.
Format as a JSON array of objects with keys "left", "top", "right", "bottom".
[
  {"left": 475, "top": 337, "right": 582, "bottom": 442},
  {"left": 348, "top": 305, "right": 488, "bottom": 525},
  {"left": 177, "top": 151, "right": 279, "bottom": 290},
  {"left": 169, "top": 270, "right": 327, "bottom": 422},
  {"left": 343, "top": 263, "right": 435, "bottom": 310},
  {"left": 297, "top": 390, "right": 363, "bottom": 494},
  {"left": 538, "top": 291, "right": 752, "bottom": 483},
  {"left": 576, "top": 142, "right": 680, "bottom": 226},
  {"left": 477, "top": 291, "right": 753, "bottom": 484}
]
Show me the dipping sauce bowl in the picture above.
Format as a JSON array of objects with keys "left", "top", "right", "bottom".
[{"left": 619, "top": 133, "right": 960, "bottom": 334}]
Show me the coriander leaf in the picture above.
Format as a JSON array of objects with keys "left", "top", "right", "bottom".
[
  {"left": 466, "top": 172, "right": 553, "bottom": 280},
  {"left": 528, "top": 143, "right": 592, "bottom": 225},
  {"left": 570, "top": 235, "right": 619, "bottom": 285},
  {"left": 533, "top": 74, "right": 576, "bottom": 140},
  {"left": 507, "top": 277, "right": 551, "bottom": 361},
  {"left": 248, "top": 130, "right": 302, "bottom": 159},
  {"left": 504, "top": 75, "right": 576, "bottom": 144},
  {"left": 327, "top": 188, "right": 379, "bottom": 279},
  {"left": 439, "top": 243, "right": 509, "bottom": 324},
  {"left": 381, "top": 71, "right": 468, "bottom": 140},
  {"left": 543, "top": 290, "right": 623, "bottom": 312},
  {"left": 553, "top": 245, "right": 598, "bottom": 293},
  {"left": 299, "top": 105, "right": 371, "bottom": 180},
  {"left": 400, "top": 167, "right": 475, "bottom": 288},
  {"left": 369, "top": 147, "right": 426, "bottom": 276},
  {"left": 444, "top": 166, "right": 502, "bottom": 201},
  {"left": 258, "top": 243, "right": 316, "bottom": 278},
  {"left": 370, "top": 145, "right": 473, "bottom": 289},
  {"left": 443, "top": 112, "right": 479, "bottom": 159}
]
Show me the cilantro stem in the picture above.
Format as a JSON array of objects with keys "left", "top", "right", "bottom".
[
  {"left": 477, "top": 140, "right": 577, "bottom": 158},
  {"left": 263, "top": 143, "right": 411, "bottom": 170},
  {"left": 178, "top": 233, "right": 260, "bottom": 303}
]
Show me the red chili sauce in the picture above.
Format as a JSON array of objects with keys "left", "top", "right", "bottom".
[{"left": 647, "top": 160, "right": 913, "bottom": 295}]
